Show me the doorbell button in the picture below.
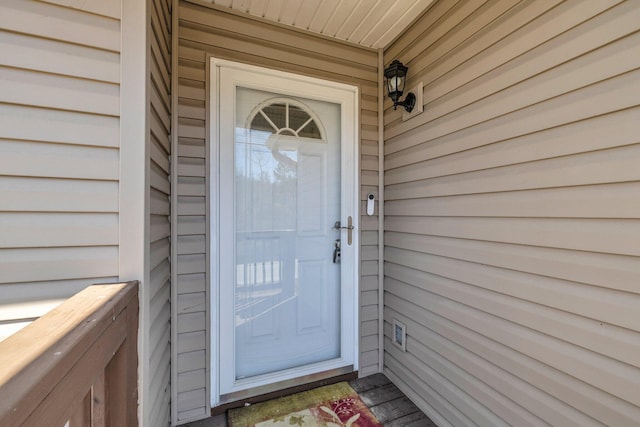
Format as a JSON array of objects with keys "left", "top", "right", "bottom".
[{"left": 367, "top": 193, "right": 375, "bottom": 216}]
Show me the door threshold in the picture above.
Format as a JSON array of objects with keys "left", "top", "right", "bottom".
[{"left": 212, "top": 367, "right": 357, "bottom": 416}]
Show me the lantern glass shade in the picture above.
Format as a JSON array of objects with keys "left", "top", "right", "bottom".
[{"left": 384, "top": 60, "right": 408, "bottom": 103}]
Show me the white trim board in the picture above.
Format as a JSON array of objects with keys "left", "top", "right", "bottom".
[
  {"left": 208, "top": 58, "right": 360, "bottom": 406},
  {"left": 119, "top": 0, "right": 149, "bottom": 425}
]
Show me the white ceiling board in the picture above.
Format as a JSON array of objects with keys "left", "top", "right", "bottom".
[
  {"left": 347, "top": 0, "right": 388, "bottom": 45},
  {"left": 334, "top": 0, "right": 376, "bottom": 40},
  {"left": 264, "top": 0, "right": 284, "bottom": 21},
  {"left": 204, "top": 0, "right": 435, "bottom": 49},
  {"left": 321, "top": 1, "right": 354, "bottom": 36},
  {"left": 248, "top": 0, "right": 267, "bottom": 15},
  {"left": 280, "top": 0, "right": 303, "bottom": 24},
  {"left": 362, "top": 0, "right": 419, "bottom": 47},
  {"left": 307, "top": 0, "right": 340, "bottom": 33},
  {"left": 293, "top": 1, "right": 320, "bottom": 28}
]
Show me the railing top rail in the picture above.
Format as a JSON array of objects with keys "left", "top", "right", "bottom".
[{"left": 0, "top": 281, "right": 139, "bottom": 425}]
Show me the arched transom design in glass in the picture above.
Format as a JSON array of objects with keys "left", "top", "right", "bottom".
[{"left": 246, "top": 98, "right": 325, "bottom": 140}]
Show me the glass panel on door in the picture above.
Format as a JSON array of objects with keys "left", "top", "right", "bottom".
[{"left": 233, "top": 87, "right": 342, "bottom": 380}]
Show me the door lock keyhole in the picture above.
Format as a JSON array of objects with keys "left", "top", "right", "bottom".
[{"left": 333, "top": 239, "right": 341, "bottom": 264}]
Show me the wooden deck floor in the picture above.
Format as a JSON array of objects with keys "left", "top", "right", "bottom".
[
  {"left": 350, "top": 374, "right": 435, "bottom": 426},
  {"left": 186, "top": 374, "right": 435, "bottom": 426}
]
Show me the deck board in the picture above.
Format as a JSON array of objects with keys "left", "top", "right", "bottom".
[
  {"left": 368, "top": 395, "right": 422, "bottom": 424},
  {"left": 186, "top": 374, "right": 434, "bottom": 426},
  {"left": 351, "top": 374, "right": 434, "bottom": 426},
  {"left": 348, "top": 373, "right": 391, "bottom": 393},
  {"left": 385, "top": 411, "right": 437, "bottom": 427},
  {"left": 358, "top": 382, "right": 404, "bottom": 407}
]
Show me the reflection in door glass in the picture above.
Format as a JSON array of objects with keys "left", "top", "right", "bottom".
[{"left": 234, "top": 88, "right": 342, "bottom": 379}]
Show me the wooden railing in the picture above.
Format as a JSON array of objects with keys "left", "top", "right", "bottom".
[{"left": 0, "top": 282, "right": 139, "bottom": 427}]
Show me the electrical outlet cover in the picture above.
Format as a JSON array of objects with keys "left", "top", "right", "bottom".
[{"left": 392, "top": 319, "right": 407, "bottom": 352}]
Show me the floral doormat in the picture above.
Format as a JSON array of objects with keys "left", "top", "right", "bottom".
[{"left": 228, "top": 382, "right": 382, "bottom": 427}]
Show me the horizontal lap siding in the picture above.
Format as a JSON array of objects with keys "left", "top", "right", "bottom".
[
  {"left": 149, "top": 0, "right": 173, "bottom": 426},
  {"left": 383, "top": 1, "right": 640, "bottom": 426},
  {"left": 0, "top": 0, "right": 120, "bottom": 333},
  {"left": 175, "top": 1, "right": 379, "bottom": 423}
]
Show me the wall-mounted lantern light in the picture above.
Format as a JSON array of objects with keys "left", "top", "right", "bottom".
[{"left": 384, "top": 59, "right": 416, "bottom": 113}]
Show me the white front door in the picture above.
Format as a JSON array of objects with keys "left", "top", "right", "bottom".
[{"left": 211, "top": 59, "right": 359, "bottom": 399}]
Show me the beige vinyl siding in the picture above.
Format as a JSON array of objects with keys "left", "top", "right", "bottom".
[
  {"left": 382, "top": 1, "right": 640, "bottom": 426},
  {"left": 149, "top": 0, "right": 173, "bottom": 426},
  {"left": 174, "top": 0, "right": 379, "bottom": 422},
  {"left": 0, "top": 0, "right": 120, "bottom": 335}
]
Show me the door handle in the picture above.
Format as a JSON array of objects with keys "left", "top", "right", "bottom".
[{"left": 333, "top": 216, "right": 354, "bottom": 246}]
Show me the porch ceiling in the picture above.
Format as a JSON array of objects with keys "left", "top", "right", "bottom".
[{"left": 202, "top": 0, "right": 435, "bottom": 49}]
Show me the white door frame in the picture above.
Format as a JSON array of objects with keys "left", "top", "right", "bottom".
[{"left": 209, "top": 58, "right": 360, "bottom": 406}]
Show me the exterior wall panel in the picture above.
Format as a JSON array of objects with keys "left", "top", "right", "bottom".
[
  {"left": 383, "top": 1, "right": 640, "bottom": 426},
  {"left": 174, "top": 0, "right": 380, "bottom": 422},
  {"left": 0, "top": 0, "right": 121, "bottom": 339},
  {"left": 0, "top": 0, "right": 174, "bottom": 422},
  {"left": 149, "top": 0, "right": 173, "bottom": 425}
]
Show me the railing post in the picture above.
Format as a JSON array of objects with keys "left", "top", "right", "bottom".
[
  {"left": 106, "top": 297, "right": 139, "bottom": 426},
  {"left": 126, "top": 291, "right": 139, "bottom": 426},
  {"left": 92, "top": 371, "right": 106, "bottom": 426}
]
